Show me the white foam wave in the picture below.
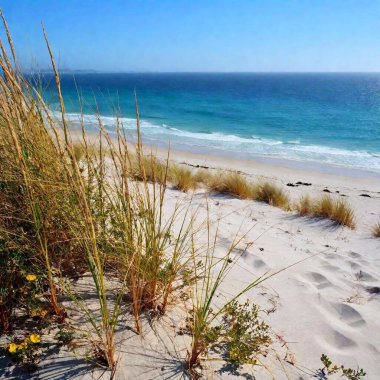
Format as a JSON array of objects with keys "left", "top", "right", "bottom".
[{"left": 61, "top": 112, "right": 380, "bottom": 172}]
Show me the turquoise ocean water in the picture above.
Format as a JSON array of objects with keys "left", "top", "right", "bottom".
[{"left": 42, "top": 73, "right": 380, "bottom": 175}]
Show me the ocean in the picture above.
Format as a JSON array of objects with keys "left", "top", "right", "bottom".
[{"left": 41, "top": 73, "right": 380, "bottom": 175}]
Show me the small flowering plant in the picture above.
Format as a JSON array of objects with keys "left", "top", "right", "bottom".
[
  {"left": 7, "top": 334, "right": 42, "bottom": 364},
  {"left": 205, "top": 300, "right": 271, "bottom": 368},
  {"left": 26, "top": 274, "right": 38, "bottom": 282},
  {"left": 21, "top": 273, "right": 52, "bottom": 319}
]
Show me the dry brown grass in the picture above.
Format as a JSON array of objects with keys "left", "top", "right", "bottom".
[
  {"left": 295, "top": 194, "right": 356, "bottom": 228},
  {"left": 202, "top": 171, "right": 290, "bottom": 209},
  {"left": 295, "top": 195, "right": 313, "bottom": 216},
  {"left": 253, "top": 182, "right": 290, "bottom": 209},
  {"left": 314, "top": 195, "right": 356, "bottom": 228},
  {"left": 206, "top": 172, "right": 256, "bottom": 199},
  {"left": 129, "top": 153, "right": 168, "bottom": 184},
  {"left": 169, "top": 164, "right": 198, "bottom": 192},
  {"left": 0, "top": 15, "right": 197, "bottom": 367},
  {"left": 372, "top": 221, "right": 380, "bottom": 237},
  {"left": 192, "top": 169, "right": 210, "bottom": 185}
]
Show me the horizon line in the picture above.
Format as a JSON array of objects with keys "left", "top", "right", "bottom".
[{"left": 24, "top": 69, "right": 380, "bottom": 75}]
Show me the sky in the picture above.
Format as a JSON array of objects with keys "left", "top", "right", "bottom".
[{"left": 1, "top": 0, "right": 380, "bottom": 72}]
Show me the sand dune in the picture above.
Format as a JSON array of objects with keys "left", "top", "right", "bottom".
[{"left": 2, "top": 148, "right": 379, "bottom": 380}]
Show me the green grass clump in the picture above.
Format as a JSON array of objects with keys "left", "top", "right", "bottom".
[
  {"left": 186, "top": 223, "right": 273, "bottom": 375},
  {"left": 0, "top": 15, "right": 191, "bottom": 368},
  {"left": 206, "top": 300, "right": 271, "bottom": 367}
]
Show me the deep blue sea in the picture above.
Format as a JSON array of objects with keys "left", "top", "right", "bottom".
[{"left": 42, "top": 73, "right": 380, "bottom": 174}]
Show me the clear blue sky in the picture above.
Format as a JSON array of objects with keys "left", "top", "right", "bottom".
[{"left": 1, "top": 0, "right": 380, "bottom": 72}]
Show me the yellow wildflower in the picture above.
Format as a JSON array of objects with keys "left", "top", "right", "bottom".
[
  {"left": 8, "top": 343, "right": 18, "bottom": 353},
  {"left": 26, "top": 274, "right": 37, "bottom": 282},
  {"left": 29, "top": 334, "right": 41, "bottom": 344}
]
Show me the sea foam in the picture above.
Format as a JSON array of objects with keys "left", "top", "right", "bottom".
[{"left": 60, "top": 112, "right": 380, "bottom": 174}]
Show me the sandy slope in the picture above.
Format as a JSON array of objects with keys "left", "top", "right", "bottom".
[
  {"left": 155, "top": 149, "right": 380, "bottom": 379},
  {"left": 1, "top": 149, "right": 379, "bottom": 380},
  {"left": 185, "top": 189, "right": 380, "bottom": 379}
]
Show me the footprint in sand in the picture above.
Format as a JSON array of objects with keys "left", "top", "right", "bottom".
[
  {"left": 303, "top": 271, "right": 332, "bottom": 289},
  {"left": 317, "top": 258, "right": 341, "bottom": 273},
  {"left": 331, "top": 302, "right": 367, "bottom": 328},
  {"left": 244, "top": 255, "right": 270, "bottom": 271},
  {"left": 323, "top": 329, "right": 358, "bottom": 350},
  {"left": 366, "top": 343, "right": 380, "bottom": 355},
  {"left": 348, "top": 251, "right": 362, "bottom": 259},
  {"left": 252, "top": 258, "right": 269, "bottom": 270},
  {"left": 346, "top": 251, "right": 370, "bottom": 266}
]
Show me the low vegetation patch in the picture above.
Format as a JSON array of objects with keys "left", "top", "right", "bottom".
[
  {"left": 253, "top": 181, "right": 290, "bottom": 209},
  {"left": 206, "top": 300, "right": 271, "bottom": 367},
  {"left": 372, "top": 221, "right": 380, "bottom": 238},
  {"left": 206, "top": 172, "right": 256, "bottom": 199},
  {"left": 317, "top": 354, "right": 366, "bottom": 380},
  {"left": 185, "top": 227, "right": 274, "bottom": 377},
  {"left": 129, "top": 153, "right": 168, "bottom": 184},
  {"left": 295, "top": 195, "right": 313, "bottom": 216},
  {"left": 168, "top": 164, "right": 199, "bottom": 192},
  {"left": 295, "top": 194, "right": 356, "bottom": 228}
]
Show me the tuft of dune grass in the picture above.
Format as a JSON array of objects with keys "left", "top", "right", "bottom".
[
  {"left": 169, "top": 164, "right": 198, "bottom": 192},
  {"left": 314, "top": 195, "right": 356, "bottom": 228},
  {"left": 372, "top": 221, "right": 380, "bottom": 237},
  {"left": 295, "top": 194, "right": 356, "bottom": 229},
  {"left": 253, "top": 182, "right": 290, "bottom": 209},
  {"left": 206, "top": 172, "right": 256, "bottom": 199},
  {"left": 192, "top": 169, "right": 210, "bottom": 185},
  {"left": 130, "top": 154, "right": 168, "bottom": 184},
  {"left": 295, "top": 195, "right": 312, "bottom": 216},
  {"left": 128, "top": 153, "right": 292, "bottom": 211},
  {"left": 205, "top": 172, "right": 290, "bottom": 209}
]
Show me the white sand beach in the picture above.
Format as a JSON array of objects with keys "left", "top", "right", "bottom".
[
  {"left": 3, "top": 146, "right": 379, "bottom": 380},
  {"left": 154, "top": 148, "right": 380, "bottom": 379}
]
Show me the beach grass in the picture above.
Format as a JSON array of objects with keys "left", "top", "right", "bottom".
[
  {"left": 0, "top": 14, "right": 203, "bottom": 368},
  {"left": 126, "top": 155, "right": 292, "bottom": 212},
  {"left": 253, "top": 181, "right": 290, "bottom": 209},
  {"left": 204, "top": 172, "right": 290, "bottom": 208},
  {"left": 129, "top": 152, "right": 168, "bottom": 185},
  {"left": 295, "top": 195, "right": 313, "bottom": 216},
  {"left": 168, "top": 164, "right": 199, "bottom": 192},
  {"left": 186, "top": 217, "right": 272, "bottom": 374},
  {"left": 295, "top": 194, "right": 356, "bottom": 228},
  {"left": 206, "top": 172, "right": 256, "bottom": 199},
  {"left": 372, "top": 221, "right": 380, "bottom": 237}
]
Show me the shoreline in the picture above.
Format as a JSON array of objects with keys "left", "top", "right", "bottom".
[
  {"left": 142, "top": 141, "right": 380, "bottom": 194},
  {"left": 141, "top": 137, "right": 380, "bottom": 180},
  {"left": 64, "top": 111, "right": 380, "bottom": 178}
]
